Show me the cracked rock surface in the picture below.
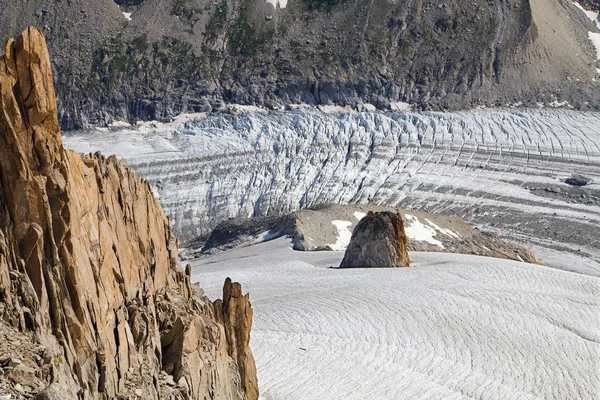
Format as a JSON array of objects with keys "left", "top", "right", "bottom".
[{"left": 0, "top": 27, "right": 257, "bottom": 400}]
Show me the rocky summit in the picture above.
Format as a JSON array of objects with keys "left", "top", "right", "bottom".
[
  {"left": 1, "top": 0, "right": 600, "bottom": 129},
  {"left": 340, "top": 211, "right": 410, "bottom": 268},
  {"left": 0, "top": 27, "right": 257, "bottom": 400}
]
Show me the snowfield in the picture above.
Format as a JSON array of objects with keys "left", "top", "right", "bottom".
[{"left": 192, "top": 238, "right": 600, "bottom": 400}]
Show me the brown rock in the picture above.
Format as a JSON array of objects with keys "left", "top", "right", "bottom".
[
  {"left": 0, "top": 28, "right": 256, "bottom": 400},
  {"left": 214, "top": 278, "right": 259, "bottom": 400},
  {"left": 340, "top": 211, "right": 411, "bottom": 268}
]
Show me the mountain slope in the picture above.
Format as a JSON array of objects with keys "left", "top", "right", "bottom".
[{"left": 1, "top": 0, "right": 599, "bottom": 129}]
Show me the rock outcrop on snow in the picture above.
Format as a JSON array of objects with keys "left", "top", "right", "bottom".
[
  {"left": 340, "top": 212, "right": 410, "bottom": 268},
  {"left": 0, "top": 27, "right": 257, "bottom": 400},
  {"left": 200, "top": 204, "right": 543, "bottom": 265}
]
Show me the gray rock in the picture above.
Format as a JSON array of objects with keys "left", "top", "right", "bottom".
[
  {"left": 32, "top": 384, "right": 77, "bottom": 400},
  {"left": 340, "top": 212, "right": 410, "bottom": 268}
]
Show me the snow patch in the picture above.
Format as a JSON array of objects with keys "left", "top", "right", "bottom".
[
  {"left": 228, "top": 104, "right": 268, "bottom": 113},
  {"left": 404, "top": 215, "right": 444, "bottom": 248},
  {"left": 132, "top": 112, "right": 208, "bottom": 134},
  {"left": 424, "top": 218, "right": 461, "bottom": 239},
  {"left": 572, "top": 2, "right": 600, "bottom": 29},
  {"left": 328, "top": 220, "right": 353, "bottom": 251},
  {"left": 549, "top": 100, "right": 574, "bottom": 108},
  {"left": 317, "top": 105, "right": 355, "bottom": 114},
  {"left": 572, "top": 3, "right": 600, "bottom": 60},
  {"left": 353, "top": 212, "right": 366, "bottom": 221},
  {"left": 108, "top": 120, "right": 131, "bottom": 127},
  {"left": 265, "top": 0, "right": 287, "bottom": 9},
  {"left": 361, "top": 103, "right": 377, "bottom": 113},
  {"left": 588, "top": 32, "right": 600, "bottom": 60}
]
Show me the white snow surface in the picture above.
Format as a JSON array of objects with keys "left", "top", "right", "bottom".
[
  {"left": 588, "top": 31, "right": 600, "bottom": 60},
  {"left": 327, "top": 220, "right": 353, "bottom": 250},
  {"left": 265, "top": 0, "right": 287, "bottom": 9},
  {"left": 404, "top": 214, "right": 444, "bottom": 248},
  {"left": 353, "top": 211, "right": 366, "bottom": 221},
  {"left": 191, "top": 238, "right": 600, "bottom": 400}
]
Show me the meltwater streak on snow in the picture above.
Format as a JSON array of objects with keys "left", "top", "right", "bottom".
[
  {"left": 62, "top": 109, "right": 600, "bottom": 275},
  {"left": 404, "top": 214, "right": 444, "bottom": 248},
  {"left": 191, "top": 238, "right": 600, "bottom": 400}
]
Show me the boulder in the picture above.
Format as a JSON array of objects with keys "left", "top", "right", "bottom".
[{"left": 340, "top": 211, "right": 410, "bottom": 268}]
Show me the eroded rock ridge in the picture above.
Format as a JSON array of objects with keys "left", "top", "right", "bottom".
[{"left": 0, "top": 27, "right": 257, "bottom": 400}]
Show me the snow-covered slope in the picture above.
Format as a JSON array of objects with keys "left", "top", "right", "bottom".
[
  {"left": 191, "top": 238, "right": 600, "bottom": 400},
  {"left": 63, "top": 109, "right": 600, "bottom": 273}
]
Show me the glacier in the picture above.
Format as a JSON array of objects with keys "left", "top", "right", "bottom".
[
  {"left": 191, "top": 238, "right": 600, "bottom": 400},
  {"left": 63, "top": 108, "right": 600, "bottom": 274}
]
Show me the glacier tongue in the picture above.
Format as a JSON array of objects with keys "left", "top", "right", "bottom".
[{"left": 63, "top": 109, "right": 600, "bottom": 274}]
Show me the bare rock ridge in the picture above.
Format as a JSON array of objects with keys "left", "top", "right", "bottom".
[
  {"left": 0, "top": 27, "right": 257, "bottom": 399},
  {"left": 214, "top": 278, "right": 258, "bottom": 400},
  {"left": 340, "top": 211, "right": 410, "bottom": 268},
  {"left": 201, "top": 204, "right": 543, "bottom": 265}
]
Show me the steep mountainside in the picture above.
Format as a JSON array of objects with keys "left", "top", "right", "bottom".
[
  {"left": 1, "top": 0, "right": 599, "bottom": 129},
  {"left": 0, "top": 28, "right": 257, "bottom": 399}
]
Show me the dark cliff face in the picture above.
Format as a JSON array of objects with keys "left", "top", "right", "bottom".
[{"left": 0, "top": 0, "right": 599, "bottom": 129}]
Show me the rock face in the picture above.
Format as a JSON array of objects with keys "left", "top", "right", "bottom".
[
  {"left": 0, "top": 0, "right": 599, "bottom": 129},
  {"left": 340, "top": 211, "right": 410, "bottom": 268},
  {"left": 0, "top": 27, "right": 257, "bottom": 400},
  {"left": 214, "top": 279, "right": 258, "bottom": 400}
]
